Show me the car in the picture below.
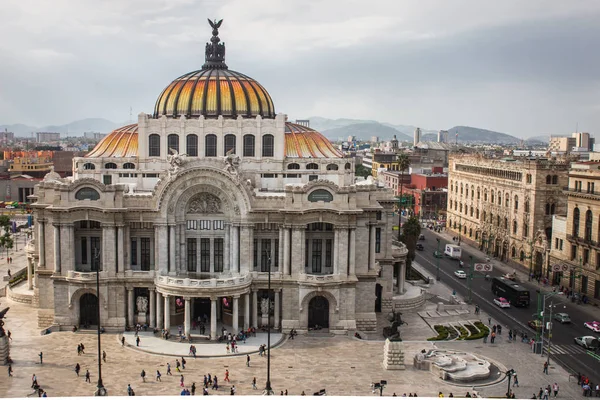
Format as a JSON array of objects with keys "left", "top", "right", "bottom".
[
  {"left": 554, "top": 313, "right": 571, "bottom": 324},
  {"left": 416, "top": 243, "right": 424, "bottom": 251},
  {"left": 454, "top": 270, "right": 467, "bottom": 279},
  {"left": 418, "top": 234, "right": 425, "bottom": 241},
  {"left": 584, "top": 321, "right": 600, "bottom": 333},
  {"left": 433, "top": 251, "right": 443, "bottom": 258},
  {"left": 528, "top": 320, "right": 543, "bottom": 331},
  {"left": 502, "top": 272, "right": 517, "bottom": 281},
  {"left": 493, "top": 297, "right": 511, "bottom": 308},
  {"left": 574, "top": 336, "right": 600, "bottom": 350}
]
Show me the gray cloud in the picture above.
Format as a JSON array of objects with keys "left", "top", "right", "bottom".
[{"left": 0, "top": 0, "right": 598, "bottom": 137}]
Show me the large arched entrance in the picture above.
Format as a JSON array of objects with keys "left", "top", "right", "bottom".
[
  {"left": 80, "top": 293, "right": 99, "bottom": 327},
  {"left": 308, "top": 296, "right": 329, "bottom": 329}
]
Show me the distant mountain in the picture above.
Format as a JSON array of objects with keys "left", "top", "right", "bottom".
[
  {"left": 527, "top": 135, "right": 550, "bottom": 144},
  {"left": 383, "top": 123, "right": 437, "bottom": 137},
  {"left": 0, "top": 118, "right": 123, "bottom": 137},
  {"left": 306, "top": 116, "right": 379, "bottom": 132},
  {"left": 321, "top": 122, "right": 412, "bottom": 142},
  {"left": 445, "top": 126, "right": 520, "bottom": 144}
]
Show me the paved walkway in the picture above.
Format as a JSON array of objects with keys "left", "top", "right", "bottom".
[{"left": 0, "top": 232, "right": 28, "bottom": 291}]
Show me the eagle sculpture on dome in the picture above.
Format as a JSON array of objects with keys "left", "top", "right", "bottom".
[{"left": 208, "top": 18, "right": 223, "bottom": 30}]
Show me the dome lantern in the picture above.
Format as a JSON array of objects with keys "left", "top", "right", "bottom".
[{"left": 202, "top": 19, "right": 228, "bottom": 70}]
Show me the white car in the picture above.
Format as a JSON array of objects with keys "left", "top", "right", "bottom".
[
  {"left": 584, "top": 321, "right": 600, "bottom": 333},
  {"left": 454, "top": 270, "right": 467, "bottom": 279},
  {"left": 493, "top": 297, "right": 511, "bottom": 308}
]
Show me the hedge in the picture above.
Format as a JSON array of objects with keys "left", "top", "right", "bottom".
[
  {"left": 466, "top": 321, "right": 491, "bottom": 340},
  {"left": 427, "top": 325, "right": 449, "bottom": 341},
  {"left": 456, "top": 325, "right": 469, "bottom": 340}
]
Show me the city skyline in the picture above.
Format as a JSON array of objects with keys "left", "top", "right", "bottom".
[{"left": 0, "top": 0, "right": 599, "bottom": 137}]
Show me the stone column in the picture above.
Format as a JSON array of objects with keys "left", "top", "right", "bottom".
[
  {"left": 53, "top": 224, "right": 61, "bottom": 274},
  {"left": 169, "top": 225, "right": 176, "bottom": 274},
  {"left": 349, "top": 228, "right": 356, "bottom": 276},
  {"left": 232, "top": 225, "right": 239, "bottom": 273},
  {"left": 283, "top": 227, "right": 291, "bottom": 275},
  {"left": 179, "top": 223, "right": 186, "bottom": 273},
  {"left": 149, "top": 289, "right": 156, "bottom": 327},
  {"left": 210, "top": 297, "right": 218, "bottom": 341},
  {"left": 224, "top": 224, "right": 230, "bottom": 272},
  {"left": 338, "top": 228, "right": 349, "bottom": 277},
  {"left": 369, "top": 225, "right": 376, "bottom": 270},
  {"left": 278, "top": 227, "right": 284, "bottom": 271},
  {"left": 154, "top": 224, "right": 167, "bottom": 274},
  {"left": 156, "top": 292, "right": 163, "bottom": 329},
  {"left": 232, "top": 296, "right": 239, "bottom": 333},
  {"left": 61, "top": 224, "right": 75, "bottom": 273},
  {"left": 124, "top": 224, "right": 131, "bottom": 271},
  {"left": 27, "top": 258, "right": 33, "bottom": 290},
  {"left": 333, "top": 229, "right": 339, "bottom": 275},
  {"left": 399, "top": 261, "right": 406, "bottom": 294},
  {"left": 102, "top": 224, "right": 116, "bottom": 275},
  {"left": 244, "top": 292, "right": 250, "bottom": 330},
  {"left": 300, "top": 228, "right": 306, "bottom": 271},
  {"left": 38, "top": 220, "right": 46, "bottom": 268},
  {"left": 164, "top": 295, "right": 170, "bottom": 331},
  {"left": 117, "top": 225, "right": 124, "bottom": 273},
  {"left": 291, "top": 227, "right": 303, "bottom": 275},
  {"left": 252, "top": 290, "right": 258, "bottom": 327},
  {"left": 184, "top": 297, "right": 191, "bottom": 338},
  {"left": 274, "top": 289, "right": 280, "bottom": 330},
  {"left": 240, "top": 225, "right": 253, "bottom": 273},
  {"left": 127, "top": 288, "right": 134, "bottom": 327}
]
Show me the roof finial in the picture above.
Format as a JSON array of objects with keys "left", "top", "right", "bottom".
[{"left": 203, "top": 18, "right": 228, "bottom": 70}]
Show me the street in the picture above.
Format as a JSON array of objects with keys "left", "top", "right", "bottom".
[{"left": 414, "top": 226, "right": 600, "bottom": 385}]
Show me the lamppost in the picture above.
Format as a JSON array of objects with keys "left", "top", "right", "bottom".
[
  {"left": 505, "top": 369, "right": 515, "bottom": 397},
  {"left": 264, "top": 251, "right": 273, "bottom": 395},
  {"left": 528, "top": 241, "right": 535, "bottom": 282},
  {"left": 538, "top": 291, "right": 566, "bottom": 363},
  {"left": 93, "top": 248, "right": 107, "bottom": 396},
  {"left": 435, "top": 239, "right": 441, "bottom": 281}
]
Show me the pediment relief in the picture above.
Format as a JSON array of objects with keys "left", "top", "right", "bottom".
[{"left": 187, "top": 192, "right": 222, "bottom": 214}]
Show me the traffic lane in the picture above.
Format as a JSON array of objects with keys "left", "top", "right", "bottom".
[{"left": 414, "top": 250, "right": 600, "bottom": 383}]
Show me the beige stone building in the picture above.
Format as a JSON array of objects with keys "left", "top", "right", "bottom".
[
  {"left": 25, "top": 21, "right": 407, "bottom": 337},
  {"left": 549, "top": 161, "right": 600, "bottom": 300},
  {"left": 447, "top": 155, "right": 569, "bottom": 276}
]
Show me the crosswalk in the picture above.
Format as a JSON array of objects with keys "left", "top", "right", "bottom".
[{"left": 546, "top": 344, "right": 589, "bottom": 356}]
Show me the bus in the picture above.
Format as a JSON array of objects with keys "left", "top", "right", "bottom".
[{"left": 491, "top": 277, "right": 530, "bottom": 307}]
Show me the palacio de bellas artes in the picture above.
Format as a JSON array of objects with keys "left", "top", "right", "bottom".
[{"left": 25, "top": 19, "right": 408, "bottom": 340}]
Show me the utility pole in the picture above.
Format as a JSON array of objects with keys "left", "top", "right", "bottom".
[
  {"left": 467, "top": 256, "right": 474, "bottom": 304},
  {"left": 436, "top": 239, "right": 441, "bottom": 281},
  {"left": 546, "top": 300, "right": 554, "bottom": 365}
]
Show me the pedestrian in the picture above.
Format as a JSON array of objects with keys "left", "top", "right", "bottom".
[
  {"left": 513, "top": 373, "right": 519, "bottom": 387},
  {"left": 542, "top": 388, "right": 549, "bottom": 400},
  {"left": 490, "top": 332, "right": 496, "bottom": 344},
  {"left": 8, "top": 364, "right": 13, "bottom": 377},
  {"left": 488, "top": 317, "right": 491, "bottom": 325},
  {"left": 176, "top": 359, "right": 181, "bottom": 373},
  {"left": 203, "top": 387, "right": 209, "bottom": 396},
  {"left": 136, "top": 336, "right": 140, "bottom": 347},
  {"left": 156, "top": 370, "right": 161, "bottom": 382},
  {"left": 77, "top": 344, "right": 81, "bottom": 356},
  {"left": 39, "top": 352, "right": 43, "bottom": 364},
  {"left": 121, "top": 336, "right": 126, "bottom": 346},
  {"left": 224, "top": 369, "right": 230, "bottom": 382},
  {"left": 230, "top": 386, "right": 236, "bottom": 395},
  {"left": 141, "top": 369, "right": 146, "bottom": 383},
  {"left": 538, "top": 387, "right": 543, "bottom": 398},
  {"left": 102, "top": 350, "right": 106, "bottom": 363},
  {"left": 212, "top": 376, "right": 219, "bottom": 390},
  {"left": 181, "top": 357, "right": 186, "bottom": 370},
  {"left": 208, "top": 373, "right": 212, "bottom": 385},
  {"left": 285, "top": 390, "right": 288, "bottom": 395},
  {"left": 167, "top": 363, "right": 172, "bottom": 375},
  {"left": 543, "top": 361, "right": 549, "bottom": 375},
  {"left": 127, "top": 384, "right": 134, "bottom": 396},
  {"left": 31, "top": 374, "right": 38, "bottom": 388},
  {"left": 552, "top": 383, "right": 558, "bottom": 397},
  {"left": 191, "top": 383, "right": 196, "bottom": 395},
  {"left": 85, "top": 369, "right": 91, "bottom": 383},
  {"left": 75, "top": 363, "right": 81, "bottom": 377},
  {"left": 483, "top": 333, "right": 488, "bottom": 344},
  {"left": 180, "top": 375, "right": 185, "bottom": 387},
  {"left": 252, "top": 377, "right": 257, "bottom": 390},
  {"left": 247, "top": 354, "right": 250, "bottom": 367},
  {"left": 80, "top": 343, "right": 85, "bottom": 354}
]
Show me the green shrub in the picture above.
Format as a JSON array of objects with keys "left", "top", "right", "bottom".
[
  {"left": 8, "top": 274, "right": 25, "bottom": 287},
  {"left": 456, "top": 325, "right": 469, "bottom": 340},
  {"left": 464, "top": 324, "right": 478, "bottom": 335},
  {"left": 427, "top": 325, "right": 449, "bottom": 341},
  {"left": 466, "top": 321, "right": 490, "bottom": 340}
]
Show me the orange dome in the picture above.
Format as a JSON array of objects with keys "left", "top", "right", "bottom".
[
  {"left": 285, "top": 123, "right": 342, "bottom": 158},
  {"left": 86, "top": 124, "right": 138, "bottom": 158}
]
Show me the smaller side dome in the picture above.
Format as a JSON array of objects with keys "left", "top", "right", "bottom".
[
  {"left": 284, "top": 122, "right": 342, "bottom": 158},
  {"left": 87, "top": 124, "right": 138, "bottom": 158}
]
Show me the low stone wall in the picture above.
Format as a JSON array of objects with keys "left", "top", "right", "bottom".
[
  {"left": 355, "top": 313, "right": 377, "bottom": 332},
  {"left": 0, "top": 335, "right": 9, "bottom": 365},
  {"left": 6, "top": 285, "right": 32, "bottom": 304},
  {"left": 392, "top": 291, "right": 426, "bottom": 311},
  {"left": 37, "top": 309, "right": 55, "bottom": 329}
]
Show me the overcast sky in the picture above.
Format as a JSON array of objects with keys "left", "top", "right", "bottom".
[{"left": 1, "top": 0, "right": 599, "bottom": 137}]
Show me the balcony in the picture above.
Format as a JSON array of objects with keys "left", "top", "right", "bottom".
[
  {"left": 566, "top": 234, "right": 599, "bottom": 249},
  {"left": 297, "top": 273, "right": 345, "bottom": 284},
  {"left": 156, "top": 273, "right": 251, "bottom": 294}
]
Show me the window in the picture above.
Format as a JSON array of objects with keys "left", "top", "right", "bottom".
[
  {"left": 491, "top": 191, "right": 495, "bottom": 203},
  {"left": 103, "top": 175, "right": 112, "bottom": 185},
  {"left": 345, "top": 163, "right": 351, "bottom": 170},
  {"left": 186, "top": 134, "right": 198, "bottom": 156},
  {"left": 524, "top": 223, "right": 529, "bottom": 238},
  {"left": 513, "top": 221, "right": 518, "bottom": 234},
  {"left": 585, "top": 210, "right": 593, "bottom": 241},
  {"left": 325, "top": 239, "right": 333, "bottom": 268},
  {"left": 504, "top": 217, "right": 508, "bottom": 229},
  {"left": 168, "top": 134, "right": 179, "bottom": 153},
  {"left": 224, "top": 134, "right": 236, "bottom": 155},
  {"left": 254, "top": 239, "right": 258, "bottom": 269},
  {"left": 205, "top": 134, "right": 217, "bottom": 157},
  {"left": 525, "top": 201, "right": 530, "bottom": 213},
  {"left": 484, "top": 191, "right": 488, "bottom": 201},
  {"left": 308, "top": 189, "right": 333, "bottom": 202},
  {"left": 187, "top": 238, "right": 197, "bottom": 271},
  {"left": 311, "top": 239, "right": 322, "bottom": 273},
  {"left": 476, "top": 209, "right": 479, "bottom": 219},
  {"left": 83, "top": 163, "right": 95, "bottom": 170},
  {"left": 526, "top": 174, "right": 532, "bottom": 184},
  {"left": 571, "top": 245, "right": 577, "bottom": 261},
  {"left": 477, "top": 188, "right": 480, "bottom": 199},
  {"left": 497, "top": 216, "right": 501, "bottom": 226},
  {"left": 520, "top": 251, "right": 525, "bottom": 262},
  {"left": 309, "top": 175, "right": 318, "bottom": 181},
  {"left": 546, "top": 175, "right": 552, "bottom": 184},
  {"left": 105, "top": 162, "right": 117, "bottom": 169},
  {"left": 287, "top": 163, "right": 300, "bottom": 170},
  {"left": 274, "top": 239, "right": 279, "bottom": 268},
  {"left": 584, "top": 249, "right": 590, "bottom": 265},
  {"left": 460, "top": 184, "right": 463, "bottom": 195},
  {"left": 573, "top": 207, "right": 580, "bottom": 237},
  {"left": 214, "top": 238, "right": 224, "bottom": 272},
  {"left": 81, "top": 237, "right": 87, "bottom": 265},
  {"left": 140, "top": 238, "right": 151, "bottom": 271},
  {"left": 90, "top": 237, "right": 101, "bottom": 271},
  {"left": 123, "top": 162, "right": 135, "bottom": 169},
  {"left": 511, "top": 247, "right": 516, "bottom": 258},
  {"left": 306, "top": 163, "right": 319, "bottom": 170},
  {"left": 243, "top": 134, "right": 255, "bottom": 157},
  {"left": 149, "top": 134, "right": 160, "bottom": 157},
  {"left": 200, "top": 238, "right": 210, "bottom": 272},
  {"left": 75, "top": 188, "right": 100, "bottom": 201},
  {"left": 375, "top": 228, "right": 381, "bottom": 253},
  {"left": 326, "top": 164, "right": 338, "bottom": 171},
  {"left": 131, "top": 239, "right": 137, "bottom": 265},
  {"left": 505, "top": 194, "right": 509, "bottom": 207},
  {"left": 260, "top": 239, "right": 271, "bottom": 272},
  {"left": 552, "top": 175, "right": 558, "bottom": 184},
  {"left": 514, "top": 196, "right": 518, "bottom": 210},
  {"left": 262, "top": 134, "right": 274, "bottom": 157},
  {"left": 465, "top": 187, "right": 468, "bottom": 197},
  {"left": 470, "top": 207, "right": 473, "bottom": 217}
]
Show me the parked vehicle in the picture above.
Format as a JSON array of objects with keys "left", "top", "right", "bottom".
[
  {"left": 454, "top": 270, "right": 467, "bottom": 279},
  {"left": 493, "top": 297, "right": 511, "bottom": 308},
  {"left": 444, "top": 244, "right": 462, "bottom": 259},
  {"left": 553, "top": 313, "right": 571, "bottom": 324},
  {"left": 574, "top": 336, "right": 600, "bottom": 350}
]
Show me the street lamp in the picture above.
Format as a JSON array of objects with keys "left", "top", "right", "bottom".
[
  {"left": 264, "top": 251, "right": 273, "bottom": 396},
  {"left": 505, "top": 369, "right": 515, "bottom": 397},
  {"left": 539, "top": 291, "right": 567, "bottom": 364},
  {"left": 93, "top": 248, "right": 107, "bottom": 396},
  {"left": 435, "top": 239, "right": 441, "bottom": 281}
]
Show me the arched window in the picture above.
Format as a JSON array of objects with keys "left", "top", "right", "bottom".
[
  {"left": 585, "top": 210, "right": 593, "bottom": 241},
  {"left": 476, "top": 208, "right": 479, "bottom": 219},
  {"left": 262, "top": 134, "right": 274, "bottom": 157},
  {"left": 123, "top": 163, "right": 135, "bottom": 169},
  {"left": 83, "top": 163, "right": 95, "bottom": 170},
  {"left": 497, "top": 216, "right": 501, "bottom": 226},
  {"left": 469, "top": 228, "right": 473, "bottom": 237},
  {"left": 546, "top": 203, "right": 551, "bottom": 215},
  {"left": 511, "top": 247, "right": 516, "bottom": 258},
  {"left": 477, "top": 187, "right": 480, "bottom": 199},
  {"left": 75, "top": 187, "right": 100, "bottom": 201},
  {"left": 224, "top": 134, "right": 236, "bottom": 155},
  {"left": 514, "top": 195, "right": 519, "bottom": 210},
  {"left": 491, "top": 191, "right": 495, "bottom": 203},
  {"left": 306, "top": 163, "right": 319, "bottom": 170},
  {"left": 450, "top": 181, "right": 453, "bottom": 192},
  {"left": 149, "top": 134, "right": 160, "bottom": 157},
  {"left": 465, "top": 186, "right": 469, "bottom": 197},
  {"left": 308, "top": 189, "right": 333, "bottom": 202},
  {"left": 205, "top": 134, "right": 217, "bottom": 157},
  {"left": 552, "top": 175, "right": 558, "bottom": 184},
  {"left": 513, "top": 220, "right": 518, "bottom": 234},
  {"left": 460, "top": 184, "right": 463, "bottom": 195},
  {"left": 505, "top": 194, "right": 509, "bottom": 207},
  {"left": 287, "top": 163, "right": 300, "bottom": 170},
  {"left": 483, "top": 211, "right": 487, "bottom": 221},
  {"left": 186, "top": 134, "right": 198, "bottom": 156},
  {"left": 345, "top": 163, "right": 351, "bottom": 170},
  {"left": 484, "top": 190, "right": 488, "bottom": 202},
  {"left": 520, "top": 251, "right": 525, "bottom": 261},
  {"left": 326, "top": 164, "right": 338, "bottom": 171},
  {"left": 525, "top": 201, "right": 530, "bottom": 213},
  {"left": 546, "top": 175, "right": 552, "bottom": 184},
  {"left": 470, "top": 206, "right": 473, "bottom": 217},
  {"left": 550, "top": 204, "right": 556, "bottom": 215},
  {"left": 573, "top": 207, "right": 580, "bottom": 237},
  {"left": 168, "top": 134, "right": 179, "bottom": 153},
  {"left": 498, "top": 192, "right": 503, "bottom": 205},
  {"left": 449, "top": 200, "right": 453, "bottom": 209},
  {"left": 243, "top": 134, "right": 255, "bottom": 157},
  {"left": 104, "top": 162, "right": 117, "bottom": 169},
  {"left": 504, "top": 218, "right": 508, "bottom": 229}
]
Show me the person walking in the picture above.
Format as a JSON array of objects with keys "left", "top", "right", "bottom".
[
  {"left": 176, "top": 360, "right": 181, "bottom": 373},
  {"left": 127, "top": 384, "right": 134, "bottom": 396},
  {"left": 167, "top": 363, "right": 172, "bottom": 375},
  {"left": 141, "top": 369, "right": 146, "bottom": 383},
  {"left": 513, "top": 373, "right": 519, "bottom": 388},
  {"left": 102, "top": 350, "right": 107, "bottom": 363},
  {"left": 39, "top": 352, "right": 43, "bottom": 365},
  {"left": 246, "top": 354, "right": 250, "bottom": 367},
  {"left": 490, "top": 332, "right": 496, "bottom": 344},
  {"left": 85, "top": 370, "right": 91, "bottom": 383},
  {"left": 224, "top": 369, "right": 230, "bottom": 383},
  {"left": 191, "top": 383, "right": 196, "bottom": 396},
  {"left": 212, "top": 376, "right": 219, "bottom": 390},
  {"left": 75, "top": 363, "right": 81, "bottom": 377},
  {"left": 121, "top": 337, "right": 126, "bottom": 346},
  {"left": 552, "top": 383, "right": 558, "bottom": 397},
  {"left": 252, "top": 377, "right": 257, "bottom": 390},
  {"left": 181, "top": 357, "right": 186, "bottom": 370},
  {"left": 543, "top": 361, "right": 549, "bottom": 375},
  {"left": 136, "top": 336, "right": 140, "bottom": 347},
  {"left": 8, "top": 364, "right": 13, "bottom": 377},
  {"left": 156, "top": 370, "right": 161, "bottom": 382},
  {"left": 31, "top": 374, "right": 38, "bottom": 388},
  {"left": 180, "top": 374, "right": 185, "bottom": 388}
]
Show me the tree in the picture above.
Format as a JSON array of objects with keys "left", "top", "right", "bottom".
[
  {"left": 400, "top": 216, "right": 421, "bottom": 270},
  {"left": 0, "top": 215, "right": 13, "bottom": 260},
  {"left": 396, "top": 152, "right": 411, "bottom": 239},
  {"left": 355, "top": 164, "right": 372, "bottom": 178}
]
